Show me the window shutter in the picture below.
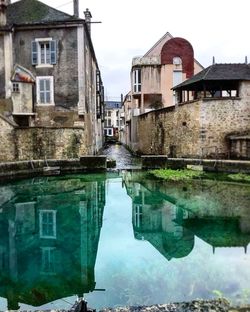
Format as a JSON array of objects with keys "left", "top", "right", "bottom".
[
  {"left": 50, "top": 40, "right": 57, "bottom": 64},
  {"left": 31, "top": 41, "right": 38, "bottom": 65}
]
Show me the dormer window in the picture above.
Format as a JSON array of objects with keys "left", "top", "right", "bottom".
[{"left": 32, "top": 38, "right": 57, "bottom": 66}]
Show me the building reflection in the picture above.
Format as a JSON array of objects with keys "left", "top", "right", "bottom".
[
  {"left": 124, "top": 171, "right": 250, "bottom": 260},
  {"left": 125, "top": 176, "right": 194, "bottom": 261},
  {"left": 0, "top": 176, "right": 106, "bottom": 310}
]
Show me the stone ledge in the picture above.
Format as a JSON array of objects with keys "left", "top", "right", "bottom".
[
  {"left": 141, "top": 156, "right": 250, "bottom": 173},
  {"left": 0, "top": 156, "right": 107, "bottom": 181}
]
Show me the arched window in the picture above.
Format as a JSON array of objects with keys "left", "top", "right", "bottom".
[{"left": 173, "top": 56, "right": 182, "bottom": 65}]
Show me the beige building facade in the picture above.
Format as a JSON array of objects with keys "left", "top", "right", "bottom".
[
  {"left": 123, "top": 32, "right": 203, "bottom": 150},
  {"left": 130, "top": 32, "right": 203, "bottom": 114}
]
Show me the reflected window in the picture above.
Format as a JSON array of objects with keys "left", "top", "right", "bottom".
[
  {"left": 134, "top": 204, "right": 143, "bottom": 228},
  {"left": 41, "top": 247, "right": 56, "bottom": 275},
  {"left": 39, "top": 210, "right": 57, "bottom": 239}
]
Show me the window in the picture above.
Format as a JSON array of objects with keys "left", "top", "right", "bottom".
[
  {"left": 39, "top": 210, "right": 57, "bottom": 239},
  {"left": 173, "top": 71, "right": 182, "bottom": 87},
  {"left": 173, "top": 57, "right": 182, "bottom": 65},
  {"left": 32, "top": 38, "right": 57, "bottom": 66},
  {"left": 12, "top": 83, "right": 20, "bottom": 92},
  {"left": 134, "top": 204, "right": 143, "bottom": 228},
  {"left": 36, "top": 76, "right": 54, "bottom": 105},
  {"left": 107, "top": 128, "right": 113, "bottom": 136},
  {"left": 133, "top": 69, "right": 141, "bottom": 93},
  {"left": 41, "top": 247, "right": 56, "bottom": 275}
]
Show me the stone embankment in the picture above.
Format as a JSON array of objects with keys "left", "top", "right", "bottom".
[
  {"left": 142, "top": 156, "right": 250, "bottom": 173},
  {"left": 0, "top": 156, "right": 107, "bottom": 181}
]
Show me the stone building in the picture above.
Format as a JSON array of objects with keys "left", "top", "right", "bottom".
[
  {"left": 104, "top": 100, "right": 124, "bottom": 142},
  {"left": 0, "top": 0, "right": 104, "bottom": 161},
  {"left": 124, "top": 32, "right": 203, "bottom": 150},
  {"left": 136, "top": 63, "right": 250, "bottom": 159}
]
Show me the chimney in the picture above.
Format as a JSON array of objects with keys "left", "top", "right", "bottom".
[
  {"left": 0, "top": 0, "right": 8, "bottom": 26},
  {"left": 245, "top": 56, "right": 248, "bottom": 64},
  {"left": 84, "top": 8, "right": 92, "bottom": 34},
  {"left": 73, "top": 0, "right": 79, "bottom": 17}
]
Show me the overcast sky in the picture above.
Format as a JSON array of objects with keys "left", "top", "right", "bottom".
[{"left": 13, "top": 0, "right": 250, "bottom": 100}]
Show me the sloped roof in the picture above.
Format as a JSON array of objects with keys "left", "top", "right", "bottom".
[
  {"left": 173, "top": 63, "right": 250, "bottom": 90},
  {"left": 143, "top": 31, "right": 173, "bottom": 57},
  {"left": 6, "top": 0, "right": 82, "bottom": 26}
]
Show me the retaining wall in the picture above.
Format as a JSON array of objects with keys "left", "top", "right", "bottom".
[{"left": 142, "top": 156, "right": 250, "bottom": 173}]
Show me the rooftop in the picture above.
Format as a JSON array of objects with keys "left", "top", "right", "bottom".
[
  {"left": 6, "top": 0, "right": 82, "bottom": 26},
  {"left": 173, "top": 63, "right": 250, "bottom": 90}
]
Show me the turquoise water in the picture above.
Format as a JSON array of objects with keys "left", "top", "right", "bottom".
[{"left": 0, "top": 172, "right": 249, "bottom": 310}]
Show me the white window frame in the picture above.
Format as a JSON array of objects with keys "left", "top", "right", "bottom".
[
  {"left": 36, "top": 76, "right": 54, "bottom": 105},
  {"left": 35, "top": 37, "right": 54, "bottom": 68},
  {"left": 133, "top": 69, "right": 141, "bottom": 93},
  {"left": 39, "top": 210, "right": 57, "bottom": 239}
]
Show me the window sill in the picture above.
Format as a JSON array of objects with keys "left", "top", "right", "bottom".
[
  {"left": 35, "top": 64, "right": 54, "bottom": 69},
  {"left": 36, "top": 103, "right": 55, "bottom": 106}
]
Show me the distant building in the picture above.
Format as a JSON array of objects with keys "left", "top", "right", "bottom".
[
  {"left": 124, "top": 32, "right": 203, "bottom": 151},
  {"left": 130, "top": 32, "right": 203, "bottom": 114},
  {"left": 0, "top": 0, "right": 104, "bottom": 161},
  {"left": 104, "top": 100, "right": 124, "bottom": 142}
]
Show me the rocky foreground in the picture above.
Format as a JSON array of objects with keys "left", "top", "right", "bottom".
[{"left": 99, "top": 299, "right": 250, "bottom": 312}]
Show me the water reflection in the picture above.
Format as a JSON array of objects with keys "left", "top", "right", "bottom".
[
  {"left": 124, "top": 171, "right": 250, "bottom": 258},
  {"left": 0, "top": 172, "right": 249, "bottom": 309},
  {"left": 0, "top": 175, "right": 106, "bottom": 310}
]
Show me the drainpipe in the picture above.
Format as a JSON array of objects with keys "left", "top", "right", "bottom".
[{"left": 73, "top": 0, "right": 79, "bottom": 17}]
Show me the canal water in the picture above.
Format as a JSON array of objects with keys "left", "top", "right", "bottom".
[
  {"left": 0, "top": 171, "right": 249, "bottom": 311},
  {"left": 102, "top": 144, "right": 141, "bottom": 169}
]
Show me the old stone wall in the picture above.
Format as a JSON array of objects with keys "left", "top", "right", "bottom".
[
  {"left": 136, "top": 82, "right": 250, "bottom": 158},
  {"left": 15, "top": 127, "right": 87, "bottom": 160},
  {"left": 0, "top": 115, "right": 16, "bottom": 161},
  {"left": 0, "top": 114, "right": 88, "bottom": 161},
  {"left": 137, "top": 101, "right": 201, "bottom": 157}
]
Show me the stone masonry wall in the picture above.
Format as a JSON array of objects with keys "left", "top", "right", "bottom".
[
  {"left": 137, "top": 81, "right": 250, "bottom": 158},
  {"left": 137, "top": 101, "right": 201, "bottom": 157},
  {"left": 0, "top": 115, "right": 88, "bottom": 161},
  {"left": 15, "top": 127, "right": 87, "bottom": 160},
  {"left": 0, "top": 116, "right": 16, "bottom": 161}
]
